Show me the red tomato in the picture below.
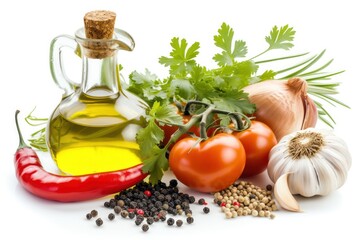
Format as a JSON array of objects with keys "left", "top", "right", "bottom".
[
  {"left": 169, "top": 133, "right": 246, "bottom": 192},
  {"left": 233, "top": 120, "right": 277, "bottom": 177}
]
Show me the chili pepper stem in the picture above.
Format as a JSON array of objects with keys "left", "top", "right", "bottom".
[{"left": 15, "top": 110, "right": 29, "bottom": 149}]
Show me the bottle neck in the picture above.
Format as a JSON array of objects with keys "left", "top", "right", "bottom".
[{"left": 81, "top": 52, "right": 120, "bottom": 97}]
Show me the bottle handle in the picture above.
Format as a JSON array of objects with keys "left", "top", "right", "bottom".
[{"left": 50, "top": 35, "right": 80, "bottom": 97}]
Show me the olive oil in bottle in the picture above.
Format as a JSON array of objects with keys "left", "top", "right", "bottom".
[
  {"left": 47, "top": 92, "right": 145, "bottom": 175},
  {"left": 47, "top": 11, "right": 147, "bottom": 175}
]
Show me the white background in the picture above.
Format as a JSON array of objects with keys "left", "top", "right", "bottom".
[{"left": 0, "top": 0, "right": 359, "bottom": 239}]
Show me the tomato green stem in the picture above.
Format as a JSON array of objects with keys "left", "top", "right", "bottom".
[
  {"left": 199, "top": 105, "right": 215, "bottom": 139},
  {"left": 183, "top": 100, "right": 210, "bottom": 116}
]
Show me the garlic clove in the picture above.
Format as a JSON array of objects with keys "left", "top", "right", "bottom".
[
  {"left": 274, "top": 173, "right": 301, "bottom": 212},
  {"left": 301, "top": 93, "right": 318, "bottom": 129}
]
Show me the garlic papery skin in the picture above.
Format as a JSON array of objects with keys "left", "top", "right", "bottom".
[
  {"left": 243, "top": 77, "right": 318, "bottom": 141},
  {"left": 267, "top": 128, "right": 351, "bottom": 197}
]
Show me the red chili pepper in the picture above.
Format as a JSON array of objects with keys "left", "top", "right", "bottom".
[{"left": 14, "top": 110, "right": 148, "bottom": 202}]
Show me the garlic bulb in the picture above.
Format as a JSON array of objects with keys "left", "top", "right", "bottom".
[
  {"left": 268, "top": 128, "right": 351, "bottom": 197},
  {"left": 243, "top": 77, "right": 318, "bottom": 141}
]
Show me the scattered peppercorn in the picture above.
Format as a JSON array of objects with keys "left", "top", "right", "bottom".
[
  {"left": 90, "top": 210, "right": 98, "bottom": 217},
  {"left": 198, "top": 198, "right": 206, "bottom": 205},
  {"left": 203, "top": 207, "right": 210, "bottom": 214},
  {"left": 142, "top": 224, "right": 149, "bottom": 232},
  {"left": 176, "top": 219, "right": 183, "bottom": 227},
  {"left": 95, "top": 218, "right": 103, "bottom": 226},
  {"left": 266, "top": 184, "right": 273, "bottom": 191},
  {"left": 167, "top": 218, "right": 175, "bottom": 226},
  {"left": 108, "top": 213, "right": 115, "bottom": 221},
  {"left": 186, "top": 216, "right": 194, "bottom": 224},
  {"left": 86, "top": 213, "right": 92, "bottom": 220}
]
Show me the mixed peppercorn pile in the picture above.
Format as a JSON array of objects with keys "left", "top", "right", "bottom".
[
  {"left": 85, "top": 179, "right": 210, "bottom": 231},
  {"left": 85, "top": 179, "right": 276, "bottom": 232}
]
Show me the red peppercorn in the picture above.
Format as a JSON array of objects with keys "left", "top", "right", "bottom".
[
  {"left": 220, "top": 202, "right": 226, "bottom": 207},
  {"left": 144, "top": 190, "right": 152, "bottom": 197},
  {"left": 233, "top": 202, "right": 240, "bottom": 206},
  {"left": 137, "top": 209, "right": 144, "bottom": 215}
]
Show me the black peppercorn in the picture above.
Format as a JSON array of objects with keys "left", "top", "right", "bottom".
[
  {"left": 203, "top": 207, "right": 210, "bottom": 214},
  {"left": 142, "top": 224, "right": 149, "bottom": 232},
  {"left": 90, "top": 210, "right": 98, "bottom": 217},
  {"left": 167, "top": 217, "right": 175, "bottom": 226},
  {"left": 186, "top": 216, "right": 194, "bottom": 224},
  {"left": 146, "top": 217, "right": 154, "bottom": 225},
  {"left": 176, "top": 219, "right": 183, "bottom": 227},
  {"left": 188, "top": 196, "right": 195, "bottom": 203},
  {"left": 135, "top": 218, "right": 143, "bottom": 226},
  {"left": 86, "top": 213, "right": 92, "bottom": 220},
  {"left": 128, "top": 212, "right": 135, "bottom": 219},
  {"left": 104, "top": 201, "right": 110, "bottom": 208},
  {"left": 95, "top": 218, "right": 103, "bottom": 226},
  {"left": 198, "top": 198, "right": 206, "bottom": 205},
  {"left": 109, "top": 201, "right": 116, "bottom": 208},
  {"left": 249, "top": 194, "right": 256, "bottom": 200},
  {"left": 169, "top": 179, "right": 178, "bottom": 187},
  {"left": 108, "top": 213, "right": 115, "bottom": 221}
]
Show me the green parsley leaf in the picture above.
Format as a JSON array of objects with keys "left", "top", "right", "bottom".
[
  {"left": 128, "top": 70, "right": 167, "bottom": 103},
  {"left": 259, "top": 70, "right": 277, "bottom": 81},
  {"left": 213, "top": 23, "right": 248, "bottom": 66},
  {"left": 211, "top": 90, "right": 256, "bottom": 114},
  {"left": 149, "top": 102, "right": 183, "bottom": 125},
  {"left": 265, "top": 25, "right": 295, "bottom": 51},
  {"left": 159, "top": 37, "right": 200, "bottom": 76},
  {"left": 169, "top": 79, "right": 196, "bottom": 100}
]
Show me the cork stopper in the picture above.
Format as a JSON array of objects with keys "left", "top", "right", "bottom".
[
  {"left": 81, "top": 10, "right": 117, "bottom": 58},
  {"left": 84, "top": 10, "right": 116, "bottom": 39}
]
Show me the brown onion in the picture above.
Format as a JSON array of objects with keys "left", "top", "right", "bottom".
[{"left": 243, "top": 77, "right": 317, "bottom": 141}]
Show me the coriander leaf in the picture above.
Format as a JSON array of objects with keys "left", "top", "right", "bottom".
[
  {"left": 136, "top": 119, "right": 164, "bottom": 158},
  {"left": 213, "top": 23, "right": 247, "bottom": 66},
  {"left": 169, "top": 79, "right": 196, "bottom": 100},
  {"left": 211, "top": 90, "right": 256, "bottom": 114},
  {"left": 213, "top": 53, "right": 232, "bottom": 66},
  {"left": 130, "top": 69, "right": 158, "bottom": 84},
  {"left": 159, "top": 37, "right": 200, "bottom": 76},
  {"left": 149, "top": 102, "right": 183, "bottom": 125},
  {"left": 233, "top": 40, "right": 247, "bottom": 58},
  {"left": 259, "top": 70, "right": 277, "bottom": 80},
  {"left": 127, "top": 69, "right": 167, "bottom": 104},
  {"left": 265, "top": 25, "right": 295, "bottom": 50},
  {"left": 214, "top": 23, "right": 234, "bottom": 52},
  {"left": 213, "top": 60, "right": 258, "bottom": 89}
]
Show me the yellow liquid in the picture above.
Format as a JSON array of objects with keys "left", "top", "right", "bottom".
[{"left": 47, "top": 96, "right": 144, "bottom": 175}]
